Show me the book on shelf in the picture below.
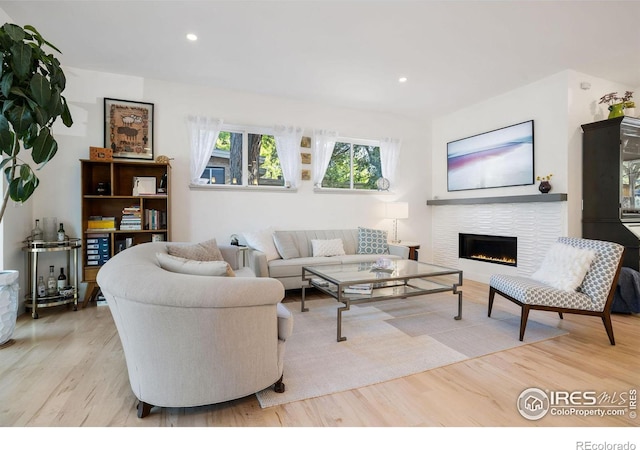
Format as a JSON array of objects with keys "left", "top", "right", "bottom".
[
  {"left": 121, "top": 205, "right": 142, "bottom": 230},
  {"left": 87, "top": 216, "right": 116, "bottom": 229},
  {"left": 145, "top": 209, "right": 165, "bottom": 230}
]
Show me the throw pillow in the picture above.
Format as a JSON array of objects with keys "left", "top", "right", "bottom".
[
  {"left": 530, "top": 242, "right": 597, "bottom": 291},
  {"left": 166, "top": 238, "right": 224, "bottom": 261},
  {"left": 243, "top": 228, "right": 280, "bottom": 261},
  {"left": 273, "top": 231, "right": 301, "bottom": 260},
  {"left": 311, "top": 238, "right": 346, "bottom": 257},
  {"left": 357, "top": 227, "right": 389, "bottom": 254},
  {"left": 157, "top": 253, "right": 235, "bottom": 277}
]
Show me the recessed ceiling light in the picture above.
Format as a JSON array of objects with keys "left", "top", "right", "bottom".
[
  {"left": 398, "top": 77, "right": 407, "bottom": 83},
  {"left": 186, "top": 33, "right": 198, "bottom": 41}
]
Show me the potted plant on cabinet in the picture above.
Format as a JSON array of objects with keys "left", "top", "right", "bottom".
[{"left": 0, "top": 23, "right": 73, "bottom": 346}]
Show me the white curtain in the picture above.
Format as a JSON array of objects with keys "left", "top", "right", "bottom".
[
  {"left": 312, "top": 129, "right": 338, "bottom": 187},
  {"left": 187, "top": 116, "right": 224, "bottom": 183},
  {"left": 379, "top": 137, "right": 402, "bottom": 188},
  {"left": 273, "top": 125, "right": 303, "bottom": 188}
]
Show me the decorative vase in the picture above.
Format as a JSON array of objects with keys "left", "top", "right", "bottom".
[
  {"left": 0, "top": 270, "right": 19, "bottom": 346},
  {"left": 538, "top": 181, "right": 552, "bottom": 194},
  {"left": 608, "top": 103, "right": 625, "bottom": 119}
]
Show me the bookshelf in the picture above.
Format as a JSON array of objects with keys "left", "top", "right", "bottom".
[{"left": 80, "top": 159, "right": 171, "bottom": 305}]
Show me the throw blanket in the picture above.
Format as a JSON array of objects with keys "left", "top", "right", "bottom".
[{"left": 612, "top": 267, "right": 640, "bottom": 313}]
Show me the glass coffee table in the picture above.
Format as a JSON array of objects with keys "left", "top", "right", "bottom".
[{"left": 301, "top": 260, "right": 463, "bottom": 342}]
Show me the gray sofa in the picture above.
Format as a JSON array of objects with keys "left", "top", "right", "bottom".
[
  {"left": 97, "top": 241, "right": 293, "bottom": 418},
  {"left": 246, "top": 229, "right": 410, "bottom": 289}
]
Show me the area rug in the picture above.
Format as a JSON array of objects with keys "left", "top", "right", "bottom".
[{"left": 256, "top": 294, "right": 567, "bottom": 408}]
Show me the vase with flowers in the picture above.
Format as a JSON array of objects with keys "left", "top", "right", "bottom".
[
  {"left": 599, "top": 91, "right": 634, "bottom": 119},
  {"left": 537, "top": 174, "right": 553, "bottom": 194}
]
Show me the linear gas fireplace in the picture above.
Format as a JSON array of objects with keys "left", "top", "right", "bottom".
[{"left": 459, "top": 233, "right": 517, "bottom": 267}]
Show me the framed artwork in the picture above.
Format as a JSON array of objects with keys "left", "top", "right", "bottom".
[
  {"left": 300, "top": 152, "right": 311, "bottom": 164},
  {"left": 300, "top": 136, "right": 311, "bottom": 148},
  {"left": 104, "top": 98, "right": 154, "bottom": 160},
  {"left": 301, "top": 169, "right": 311, "bottom": 180}
]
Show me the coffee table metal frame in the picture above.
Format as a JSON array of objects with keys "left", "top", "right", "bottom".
[{"left": 301, "top": 260, "right": 463, "bottom": 342}]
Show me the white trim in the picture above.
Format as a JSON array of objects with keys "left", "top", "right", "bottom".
[
  {"left": 189, "top": 183, "right": 297, "bottom": 193},
  {"left": 313, "top": 187, "right": 393, "bottom": 195}
]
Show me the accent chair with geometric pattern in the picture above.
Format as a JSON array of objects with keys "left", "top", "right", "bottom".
[{"left": 488, "top": 237, "right": 624, "bottom": 345}]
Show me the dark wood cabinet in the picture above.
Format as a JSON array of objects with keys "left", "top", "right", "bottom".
[{"left": 581, "top": 116, "right": 640, "bottom": 270}]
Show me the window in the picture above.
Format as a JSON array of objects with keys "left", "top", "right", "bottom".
[
  {"left": 322, "top": 139, "right": 382, "bottom": 190},
  {"left": 199, "top": 127, "right": 284, "bottom": 187}
]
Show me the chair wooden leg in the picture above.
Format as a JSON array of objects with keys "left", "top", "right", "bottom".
[
  {"left": 602, "top": 312, "right": 615, "bottom": 346},
  {"left": 274, "top": 374, "right": 285, "bottom": 393},
  {"left": 519, "top": 306, "right": 530, "bottom": 341},
  {"left": 488, "top": 287, "right": 496, "bottom": 317},
  {"left": 558, "top": 312, "right": 563, "bottom": 319},
  {"left": 137, "top": 401, "right": 153, "bottom": 418}
]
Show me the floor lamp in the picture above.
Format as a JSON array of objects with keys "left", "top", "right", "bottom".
[{"left": 385, "top": 202, "right": 409, "bottom": 243}]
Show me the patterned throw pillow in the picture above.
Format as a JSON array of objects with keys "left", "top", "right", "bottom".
[
  {"left": 311, "top": 239, "right": 346, "bottom": 257},
  {"left": 166, "top": 238, "right": 224, "bottom": 261},
  {"left": 357, "top": 227, "right": 389, "bottom": 255}
]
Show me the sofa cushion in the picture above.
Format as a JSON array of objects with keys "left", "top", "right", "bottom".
[
  {"left": 268, "top": 256, "right": 338, "bottom": 278},
  {"left": 166, "top": 238, "right": 224, "bottom": 261},
  {"left": 243, "top": 228, "right": 280, "bottom": 261},
  {"left": 273, "top": 231, "right": 301, "bottom": 260},
  {"left": 357, "top": 227, "right": 389, "bottom": 255},
  {"left": 530, "top": 242, "right": 596, "bottom": 291},
  {"left": 311, "top": 238, "right": 346, "bottom": 257},
  {"left": 157, "top": 252, "right": 235, "bottom": 277}
]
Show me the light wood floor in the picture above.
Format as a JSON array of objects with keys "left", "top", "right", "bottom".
[{"left": 0, "top": 279, "right": 638, "bottom": 428}]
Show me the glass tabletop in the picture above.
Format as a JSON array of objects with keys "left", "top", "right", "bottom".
[{"left": 303, "top": 260, "right": 461, "bottom": 285}]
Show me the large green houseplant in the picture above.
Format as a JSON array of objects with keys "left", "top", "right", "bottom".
[
  {"left": 0, "top": 23, "right": 73, "bottom": 223},
  {"left": 0, "top": 23, "right": 72, "bottom": 345}
]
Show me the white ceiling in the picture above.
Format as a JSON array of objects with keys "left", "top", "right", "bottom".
[{"left": 2, "top": 1, "right": 639, "bottom": 121}]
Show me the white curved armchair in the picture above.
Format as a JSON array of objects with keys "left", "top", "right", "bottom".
[{"left": 97, "top": 241, "right": 292, "bottom": 418}]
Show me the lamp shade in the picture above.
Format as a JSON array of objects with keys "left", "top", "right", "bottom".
[{"left": 385, "top": 202, "right": 409, "bottom": 219}]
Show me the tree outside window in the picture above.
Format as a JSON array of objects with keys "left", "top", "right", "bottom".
[
  {"left": 200, "top": 129, "right": 283, "bottom": 186},
  {"left": 322, "top": 141, "right": 382, "bottom": 190}
]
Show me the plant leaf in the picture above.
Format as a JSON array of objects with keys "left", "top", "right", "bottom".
[
  {"left": 61, "top": 97, "right": 73, "bottom": 127},
  {"left": 47, "top": 88, "right": 62, "bottom": 117},
  {"left": 9, "top": 175, "right": 38, "bottom": 203},
  {"left": 7, "top": 103, "right": 33, "bottom": 135},
  {"left": 29, "top": 73, "right": 52, "bottom": 108},
  {"left": 10, "top": 42, "right": 32, "bottom": 80},
  {"left": 31, "top": 127, "right": 57, "bottom": 164},
  {"left": 24, "top": 24, "right": 62, "bottom": 54},
  {"left": 1, "top": 72, "right": 13, "bottom": 98},
  {"left": 0, "top": 115, "right": 14, "bottom": 155},
  {"left": 2, "top": 24, "right": 25, "bottom": 43}
]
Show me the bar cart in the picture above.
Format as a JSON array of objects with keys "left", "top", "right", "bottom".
[{"left": 22, "top": 238, "right": 81, "bottom": 319}]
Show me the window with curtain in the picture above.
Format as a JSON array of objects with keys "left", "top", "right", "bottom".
[
  {"left": 321, "top": 138, "right": 383, "bottom": 190},
  {"left": 198, "top": 126, "right": 285, "bottom": 187}
]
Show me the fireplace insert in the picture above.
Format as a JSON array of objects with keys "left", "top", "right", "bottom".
[{"left": 459, "top": 233, "right": 517, "bottom": 266}]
